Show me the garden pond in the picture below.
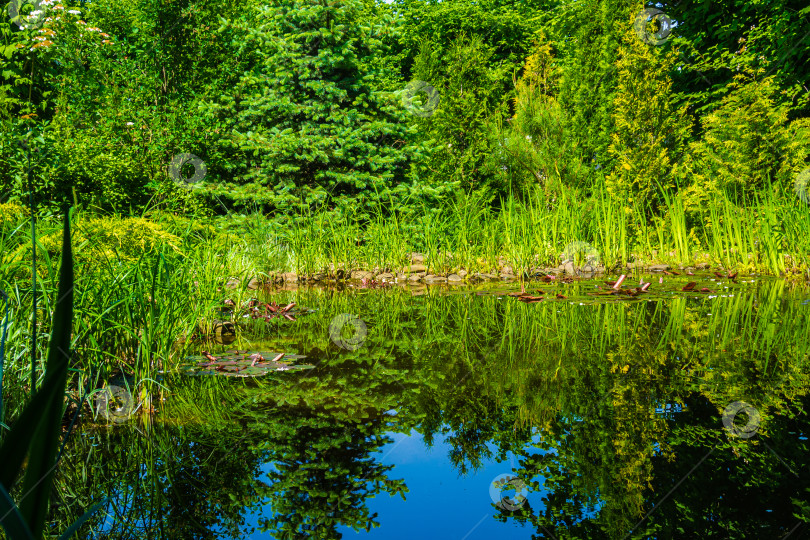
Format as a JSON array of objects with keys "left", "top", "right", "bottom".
[{"left": 50, "top": 274, "right": 810, "bottom": 538}]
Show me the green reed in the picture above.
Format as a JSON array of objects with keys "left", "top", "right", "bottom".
[
  {"left": 590, "top": 185, "right": 621, "bottom": 271},
  {"left": 660, "top": 189, "right": 691, "bottom": 265},
  {"left": 449, "top": 189, "right": 491, "bottom": 274}
]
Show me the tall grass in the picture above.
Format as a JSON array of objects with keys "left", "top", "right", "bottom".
[
  {"left": 592, "top": 184, "right": 628, "bottom": 272},
  {"left": 660, "top": 190, "right": 690, "bottom": 265},
  {"left": 185, "top": 185, "right": 807, "bottom": 280}
]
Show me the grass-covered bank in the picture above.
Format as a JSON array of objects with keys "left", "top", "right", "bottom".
[{"left": 5, "top": 180, "right": 810, "bottom": 285}]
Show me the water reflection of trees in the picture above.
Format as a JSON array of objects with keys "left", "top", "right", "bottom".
[
  {"left": 50, "top": 416, "right": 264, "bottom": 539},
  {"left": 403, "top": 280, "right": 810, "bottom": 538},
  {"left": 50, "top": 368, "right": 415, "bottom": 539},
  {"left": 49, "top": 279, "right": 810, "bottom": 538},
  {"left": 252, "top": 411, "right": 407, "bottom": 538}
]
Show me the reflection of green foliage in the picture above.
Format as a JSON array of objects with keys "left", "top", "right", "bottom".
[
  {"left": 44, "top": 278, "right": 810, "bottom": 538},
  {"left": 254, "top": 413, "right": 407, "bottom": 538},
  {"left": 49, "top": 377, "right": 267, "bottom": 539}
]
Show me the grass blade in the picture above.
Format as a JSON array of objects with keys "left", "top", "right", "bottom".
[
  {"left": 0, "top": 288, "right": 8, "bottom": 427},
  {"left": 56, "top": 498, "right": 109, "bottom": 540},
  {"left": 0, "top": 482, "right": 34, "bottom": 540}
]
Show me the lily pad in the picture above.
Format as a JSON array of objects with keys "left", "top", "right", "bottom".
[
  {"left": 225, "top": 300, "right": 318, "bottom": 323},
  {"left": 180, "top": 350, "right": 314, "bottom": 377}
]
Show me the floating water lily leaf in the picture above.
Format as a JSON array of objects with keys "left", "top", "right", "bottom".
[
  {"left": 179, "top": 350, "right": 313, "bottom": 377},
  {"left": 235, "top": 300, "right": 317, "bottom": 322}
]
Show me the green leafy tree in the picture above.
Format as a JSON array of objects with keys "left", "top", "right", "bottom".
[{"left": 658, "top": 0, "right": 810, "bottom": 121}]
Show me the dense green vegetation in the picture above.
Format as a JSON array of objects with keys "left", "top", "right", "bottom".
[
  {"left": 1, "top": 0, "right": 809, "bottom": 536},
  {"left": 1, "top": 0, "right": 808, "bottom": 227},
  {"left": 1, "top": 0, "right": 809, "bottom": 279}
]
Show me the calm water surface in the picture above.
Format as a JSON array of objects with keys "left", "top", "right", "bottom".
[{"left": 50, "top": 276, "right": 810, "bottom": 538}]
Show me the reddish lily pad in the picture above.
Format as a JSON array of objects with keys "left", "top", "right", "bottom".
[{"left": 180, "top": 350, "right": 313, "bottom": 377}]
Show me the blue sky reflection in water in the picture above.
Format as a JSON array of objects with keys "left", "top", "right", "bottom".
[{"left": 240, "top": 429, "right": 569, "bottom": 539}]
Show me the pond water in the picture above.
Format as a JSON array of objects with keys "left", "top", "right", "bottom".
[{"left": 51, "top": 276, "right": 810, "bottom": 539}]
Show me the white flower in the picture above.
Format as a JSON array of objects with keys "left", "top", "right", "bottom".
[
  {"left": 30, "top": 10, "right": 43, "bottom": 16},
  {"left": 52, "top": 5, "right": 63, "bottom": 9},
  {"left": 67, "top": 10, "right": 80, "bottom": 14},
  {"left": 126, "top": 122, "right": 134, "bottom": 126}
]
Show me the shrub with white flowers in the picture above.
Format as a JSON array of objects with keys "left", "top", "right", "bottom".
[{"left": 10, "top": 2, "right": 115, "bottom": 52}]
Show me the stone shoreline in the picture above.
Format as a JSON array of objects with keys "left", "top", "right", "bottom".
[{"left": 224, "top": 252, "right": 718, "bottom": 290}]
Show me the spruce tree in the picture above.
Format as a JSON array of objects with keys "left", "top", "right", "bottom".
[{"left": 204, "top": 0, "right": 419, "bottom": 213}]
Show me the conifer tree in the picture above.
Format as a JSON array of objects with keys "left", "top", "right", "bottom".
[
  {"left": 554, "top": 0, "right": 631, "bottom": 180},
  {"left": 680, "top": 69, "right": 810, "bottom": 204},
  {"left": 485, "top": 34, "right": 590, "bottom": 197},
  {"left": 605, "top": 6, "right": 691, "bottom": 215},
  {"left": 204, "top": 0, "right": 420, "bottom": 213},
  {"left": 411, "top": 33, "right": 510, "bottom": 194}
]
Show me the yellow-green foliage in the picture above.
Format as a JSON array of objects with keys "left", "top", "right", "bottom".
[
  {"left": 680, "top": 69, "right": 810, "bottom": 201},
  {"left": 0, "top": 202, "right": 30, "bottom": 226},
  {"left": 513, "top": 33, "right": 561, "bottom": 103},
  {"left": 606, "top": 10, "right": 692, "bottom": 214},
  {"left": 0, "top": 202, "right": 31, "bottom": 273},
  {"left": 150, "top": 213, "right": 219, "bottom": 243},
  {"left": 74, "top": 216, "right": 183, "bottom": 262},
  {"left": 12, "top": 215, "right": 183, "bottom": 264}
]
